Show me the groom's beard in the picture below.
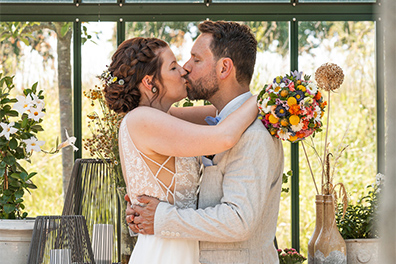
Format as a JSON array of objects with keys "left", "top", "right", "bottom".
[{"left": 184, "top": 73, "right": 219, "bottom": 101}]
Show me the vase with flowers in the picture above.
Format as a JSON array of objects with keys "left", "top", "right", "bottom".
[
  {"left": 0, "top": 73, "right": 78, "bottom": 264},
  {"left": 306, "top": 63, "right": 347, "bottom": 264}
]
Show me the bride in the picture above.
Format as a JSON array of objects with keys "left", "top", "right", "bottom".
[{"left": 103, "top": 37, "right": 257, "bottom": 264}]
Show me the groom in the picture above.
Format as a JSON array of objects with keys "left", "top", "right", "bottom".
[{"left": 126, "top": 20, "right": 284, "bottom": 264}]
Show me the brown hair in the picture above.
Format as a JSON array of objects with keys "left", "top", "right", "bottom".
[
  {"left": 198, "top": 20, "right": 257, "bottom": 86},
  {"left": 104, "top": 37, "right": 168, "bottom": 113}
]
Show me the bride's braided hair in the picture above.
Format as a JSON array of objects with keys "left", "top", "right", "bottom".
[{"left": 104, "top": 37, "right": 168, "bottom": 113}]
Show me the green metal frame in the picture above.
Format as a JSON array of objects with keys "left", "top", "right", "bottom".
[{"left": 0, "top": 0, "right": 382, "bottom": 253}]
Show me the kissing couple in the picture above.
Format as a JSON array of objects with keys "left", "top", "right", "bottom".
[{"left": 103, "top": 20, "right": 284, "bottom": 264}]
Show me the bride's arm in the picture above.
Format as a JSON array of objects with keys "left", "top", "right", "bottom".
[
  {"left": 130, "top": 95, "right": 258, "bottom": 157},
  {"left": 168, "top": 104, "right": 217, "bottom": 125}
]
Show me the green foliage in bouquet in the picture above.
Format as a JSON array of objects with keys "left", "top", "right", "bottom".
[{"left": 336, "top": 173, "right": 383, "bottom": 239}]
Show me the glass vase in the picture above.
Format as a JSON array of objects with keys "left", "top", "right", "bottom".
[
  {"left": 308, "top": 194, "right": 324, "bottom": 263},
  {"left": 314, "top": 194, "right": 346, "bottom": 264},
  {"left": 116, "top": 187, "right": 137, "bottom": 264}
]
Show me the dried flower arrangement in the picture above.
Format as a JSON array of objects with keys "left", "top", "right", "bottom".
[{"left": 83, "top": 85, "right": 125, "bottom": 187}]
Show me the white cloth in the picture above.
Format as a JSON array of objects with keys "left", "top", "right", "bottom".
[{"left": 119, "top": 112, "right": 200, "bottom": 264}]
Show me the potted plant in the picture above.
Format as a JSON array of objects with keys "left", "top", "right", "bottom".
[
  {"left": 0, "top": 73, "right": 77, "bottom": 264},
  {"left": 335, "top": 173, "right": 383, "bottom": 264},
  {"left": 277, "top": 248, "right": 307, "bottom": 264}
]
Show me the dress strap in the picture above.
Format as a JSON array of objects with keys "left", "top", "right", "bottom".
[{"left": 138, "top": 152, "right": 175, "bottom": 175}]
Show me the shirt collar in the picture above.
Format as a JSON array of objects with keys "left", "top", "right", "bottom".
[{"left": 217, "top": 91, "right": 252, "bottom": 123}]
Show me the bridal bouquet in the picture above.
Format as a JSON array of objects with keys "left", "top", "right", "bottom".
[{"left": 257, "top": 71, "right": 326, "bottom": 142}]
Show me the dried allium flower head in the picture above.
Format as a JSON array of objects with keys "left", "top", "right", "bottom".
[{"left": 315, "top": 63, "right": 344, "bottom": 91}]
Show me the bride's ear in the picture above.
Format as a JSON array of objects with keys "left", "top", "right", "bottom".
[{"left": 141, "top": 75, "right": 154, "bottom": 92}]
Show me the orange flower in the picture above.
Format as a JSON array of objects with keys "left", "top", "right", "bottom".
[
  {"left": 289, "top": 104, "right": 301, "bottom": 115},
  {"left": 314, "top": 90, "right": 322, "bottom": 101}
]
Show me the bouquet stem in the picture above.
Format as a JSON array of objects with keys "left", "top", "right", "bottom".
[{"left": 302, "top": 141, "right": 319, "bottom": 195}]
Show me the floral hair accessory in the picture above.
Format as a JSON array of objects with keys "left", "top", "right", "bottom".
[
  {"left": 257, "top": 71, "right": 327, "bottom": 142},
  {"left": 99, "top": 68, "right": 125, "bottom": 86}
]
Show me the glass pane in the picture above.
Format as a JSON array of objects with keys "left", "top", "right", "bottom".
[
  {"left": 0, "top": 21, "right": 70, "bottom": 216},
  {"left": 82, "top": 0, "right": 116, "bottom": 2},
  {"left": 0, "top": 0, "right": 73, "bottom": 2},
  {"left": 300, "top": 0, "right": 376, "bottom": 2},
  {"left": 125, "top": 0, "right": 199, "bottom": 3},
  {"left": 297, "top": 20, "right": 376, "bottom": 256},
  {"left": 213, "top": 0, "right": 289, "bottom": 2},
  {"left": 81, "top": 22, "right": 117, "bottom": 159}
]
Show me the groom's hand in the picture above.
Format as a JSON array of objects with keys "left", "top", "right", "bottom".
[
  {"left": 132, "top": 195, "right": 161, "bottom": 235},
  {"left": 125, "top": 194, "right": 139, "bottom": 233}
]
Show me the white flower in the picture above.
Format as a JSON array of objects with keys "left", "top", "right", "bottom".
[
  {"left": 307, "top": 82, "right": 318, "bottom": 94},
  {"left": 375, "top": 173, "right": 385, "bottom": 186},
  {"left": 13, "top": 95, "right": 33, "bottom": 115},
  {"left": 28, "top": 104, "right": 45, "bottom": 121},
  {"left": 291, "top": 121, "right": 304, "bottom": 132},
  {"left": 29, "top": 93, "right": 45, "bottom": 108},
  {"left": 259, "top": 96, "right": 272, "bottom": 114},
  {"left": 0, "top": 122, "right": 18, "bottom": 140},
  {"left": 314, "top": 105, "right": 322, "bottom": 123},
  {"left": 57, "top": 129, "right": 79, "bottom": 152},
  {"left": 23, "top": 136, "right": 45, "bottom": 152},
  {"left": 277, "top": 129, "right": 291, "bottom": 140}
]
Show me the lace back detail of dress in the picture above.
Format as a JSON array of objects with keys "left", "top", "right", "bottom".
[
  {"left": 119, "top": 113, "right": 200, "bottom": 209},
  {"left": 137, "top": 152, "right": 176, "bottom": 204}
]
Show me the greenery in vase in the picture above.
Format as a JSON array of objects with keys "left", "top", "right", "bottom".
[
  {"left": 83, "top": 80, "right": 125, "bottom": 188},
  {"left": 336, "top": 173, "right": 383, "bottom": 239},
  {"left": 0, "top": 74, "right": 77, "bottom": 219},
  {"left": 277, "top": 248, "right": 307, "bottom": 264}
]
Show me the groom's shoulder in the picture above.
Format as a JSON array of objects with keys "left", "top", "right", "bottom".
[{"left": 242, "top": 118, "right": 281, "bottom": 146}]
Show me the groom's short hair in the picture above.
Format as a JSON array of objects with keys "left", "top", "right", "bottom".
[{"left": 198, "top": 20, "right": 257, "bottom": 86}]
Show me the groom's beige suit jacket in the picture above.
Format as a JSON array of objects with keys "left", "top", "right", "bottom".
[{"left": 155, "top": 94, "right": 284, "bottom": 264}]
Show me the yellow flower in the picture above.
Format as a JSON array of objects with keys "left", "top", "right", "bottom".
[
  {"left": 289, "top": 135, "right": 298, "bottom": 142},
  {"left": 269, "top": 114, "right": 279, "bottom": 124},
  {"left": 289, "top": 115, "right": 300, "bottom": 125},
  {"left": 297, "top": 85, "right": 306, "bottom": 92},
  {"left": 287, "top": 97, "right": 297, "bottom": 106},
  {"left": 280, "top": 118, "right": 289, "bottom": 127},
  {"left": 280, "top": 89, "right": 289, "bottom": 97}
]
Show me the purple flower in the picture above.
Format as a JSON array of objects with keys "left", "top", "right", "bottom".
[
  {"left": 294, "top": 90, "right": 305, "bottom": 103},
  {"left": 291, "top": 70, "right": 303, "bottom": 80},
  {"left": 275, "top": 105, "right": 287, "bottom": 117}
]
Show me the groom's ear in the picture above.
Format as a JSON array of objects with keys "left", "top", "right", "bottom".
[
  {"left": 141, "top": 75, "right": 154, "bottom": 91},
  {"left": 218, "top": 57, "right": 234, "bottom": 80}
]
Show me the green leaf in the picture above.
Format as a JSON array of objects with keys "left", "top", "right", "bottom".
[
  {"left": 3, "top": 204, "right": 15, "bottom": 214},
  {"left": 61, "top": 23, "right": 70, "bottom": 37},
  {"left": 0, "top": 167, "right": 5, "bottom": 176},
  {"left": 3, "top": 155, "right": 16, "bottom": 166},
  {"left": 10, "top": 173, "right": 21, "bottom": 180},
  {"left": 20, "top": 172, "right": 28, "bottom": 181},
  {"left": 27, "top": 172, "right": 37, "bottom": 180},
  {"left": 15, "top": 189, "right": 24, "bottom": 199},
  {"left": 9, "top": 138, "right": 18, "bottom": 149},
  {"left": 30, "top": 125, "right": 44, "bottom": 131},
  {"left": 31, "top": 82, "right": 38, "bottom": 93},
  {"left": 26, "top": 182, "right": 37, "bottom": 189},
  {"left": 20, "top": 37, "right": 30, "bottom": 46},
  {"left": 0, "top": 98, "right": 10, "bottom": 104},
  {"left": 21, "top": 117, "right": 28, "bottom": 128},
  {"left": 6, "top": 110, "right": 19, "bottom": 117}
]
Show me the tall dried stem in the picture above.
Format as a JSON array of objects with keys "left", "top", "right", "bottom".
[{"left": 321, "top": 90, "right": 331, "bottom": 194}]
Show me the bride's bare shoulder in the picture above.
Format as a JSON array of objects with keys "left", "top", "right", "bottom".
[{"left": 125, "top": 106, "right": 166, "bottom": 123}]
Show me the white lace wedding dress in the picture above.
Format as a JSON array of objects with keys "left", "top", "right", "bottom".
[{"left": 119, "top": 113, "right": 200, "bottom": 264}]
